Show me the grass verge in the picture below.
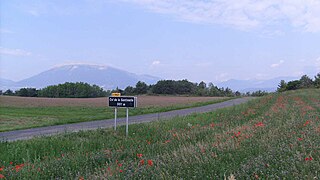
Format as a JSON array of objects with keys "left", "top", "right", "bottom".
[{"left": 0, "top": 89, "right": 319, "bottom": 179}]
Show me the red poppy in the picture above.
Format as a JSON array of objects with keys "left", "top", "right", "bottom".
[
  {"left": 9, "top": 162, "right": 13, "bottom": 165},
  {"left": 298, "top": 138, "right": 303, "bottom": 141},
  {"left": 119, "top": 169, "right": 123, "bottom": 173},
  {"left": 15, "top": 164, "right": 25, "bottom": 172},
  {"left": 234, "top": 131, "right": 241, "bottom": 137},
  {"left": 139, "top": 160, "right": 145, "bottom": 166},
  {"left": 0, "top": 174, "right": 5, "bottom": 179},
  {"left": 147, "top": 160, "right": 153, "bottom": 166},
  {"left": 118, "top": 163, "right": 123, "bottom": 167},
  {"left": 0, "top": 167, "right": 3, "bottom": 171},
  {"left": 305, "top": 157, "right": 313, "bottom": 161},
  {"left": 255, "top": 122, "right": 265, "bottom": 127},
  {"left": 303, "top": 120, "right": 311, "bottom": 126},
  {"left": 137, "top": 154, "right": 143, "bottom": 158}
]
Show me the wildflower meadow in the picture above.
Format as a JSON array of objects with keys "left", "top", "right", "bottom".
[{"left": 0, "top": 89, "right": 319, "bottom": 179}]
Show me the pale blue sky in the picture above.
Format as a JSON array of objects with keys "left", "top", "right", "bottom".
[{"left": 1, "top": 0, "right": 320, "bottom": 83}]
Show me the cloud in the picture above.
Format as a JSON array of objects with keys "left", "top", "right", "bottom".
[
  {"left": 152, "top": 60, "right": 161, "bottom": 66},
  {"left": 271, "top": 60, "right": 284, "bottom": 68},
  {"left": 124, "top": 0, "right": 320, "bottom": 33},
  {"left": 0, "top": 47, "right": 32, "bottom": 56}
]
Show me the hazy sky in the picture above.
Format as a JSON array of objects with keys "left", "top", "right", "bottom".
[{"left": 1, "top": 0, "right": 320, "bottom": 83}]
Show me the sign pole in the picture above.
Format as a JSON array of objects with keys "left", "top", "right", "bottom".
[
  {"left": 114, "top": 107, "right": 117, "bottom": 130},
  {"left": 126, "top": 108, "right": 129, "bottom": 137}
]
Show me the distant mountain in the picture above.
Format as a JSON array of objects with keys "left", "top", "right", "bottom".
[
  {"left": 1, "top": 64, "right": 161, "bottom": 90},
  {"left": 217, "top": 76, "right": 299, "bottom": 92},
  {"left": 0, "top": 78, "right": 16, "bottom": 90}
]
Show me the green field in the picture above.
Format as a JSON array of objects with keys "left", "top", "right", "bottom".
[
  {"left": 0, "top": 98, "right": 230, "bottom": 132},
  {"left": 0, "top": 89, "right": 319, "bottom": 179}
]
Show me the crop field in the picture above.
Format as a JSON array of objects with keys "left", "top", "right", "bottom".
[
  {"left": 0, "top": 96, "right": 228, "bottom": 132},
  {"left": 0, "top": 96, "right": 225, "bottom": 107},
  {"left": 0, "top": 89, "right": 319, "bottom": 179}
]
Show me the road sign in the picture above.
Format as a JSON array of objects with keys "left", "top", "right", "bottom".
[
  {"left": 109, "top": 96, "right": 137, "bottom": 136},
  {"left": 109, "top": 96, "right": 137, "bottom": 108},
  {"left": 111, "top": 93, "right": 121, "bottom": 97}
]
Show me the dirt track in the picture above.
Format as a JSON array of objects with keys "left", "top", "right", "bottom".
[
  {"left": 0, "top": 96, "right": 226, "bottom": 107},
  {"left": 0, "top": 97, "right": 255, "bottom": 142}
]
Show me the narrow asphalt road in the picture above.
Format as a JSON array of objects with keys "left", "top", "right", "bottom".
[{"left": 0, "top": 97, "right": 254, "bottom": 142}]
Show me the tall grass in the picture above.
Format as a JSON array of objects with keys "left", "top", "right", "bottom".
[{"left": 0, "top": 89, "right": 319, "bottom": 179}]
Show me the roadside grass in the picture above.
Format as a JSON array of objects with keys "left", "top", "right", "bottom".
[
  {"left": 0, "top": 98, "right": 231, "bottom": 132},
  {"left": 0, "top": 89, "right": 319, "bottom": 179}
]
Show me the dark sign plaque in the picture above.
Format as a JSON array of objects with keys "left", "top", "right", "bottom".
[{"left": 109, "top": 96, "right": 137, "bottom": 108}]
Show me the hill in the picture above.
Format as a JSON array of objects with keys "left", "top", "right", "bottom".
[
  {"left": 1, "top": 64, "right": 160, "bottom": 90},
  {"left": 217, "top": 76, "right": 298, "bottom": 92}
]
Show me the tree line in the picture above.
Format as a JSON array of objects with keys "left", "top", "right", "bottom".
[
  {"left": 277, "top": 73, "right": 320, "bottom": 92},
  {"left": 117, "top": 80, "right": 267, "bottom": 97},
  {"left": 117, "top": 80, "right": 239, "bottom": 97},
  {"left": 1, "top": 79, "right": 270, "bottom": 98},
  {"left": 1, "top": 82, "right": 108, "bottom": 98}
]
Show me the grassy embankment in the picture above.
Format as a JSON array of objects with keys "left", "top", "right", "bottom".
[
  {"left": 0, "top": 98, "right": 231, "bottom": 132},
  {"left": 0, "top": 89, "right": 319, "bottom": 179}
]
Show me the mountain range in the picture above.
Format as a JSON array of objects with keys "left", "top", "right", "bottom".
[
  {"left": 0, "top": 64, "right": 299, "bottom": 92},
  {"left": 217, "top": 76, "right": 298, "bottom": 92},
  {"left": 0, "top": 64, "right": 161, "bottom": 90}
]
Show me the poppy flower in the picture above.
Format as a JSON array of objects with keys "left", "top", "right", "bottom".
[
  {"left": 119, "top": 169, "right": 123, "bottom": 173},
  {"left": 304, "top": 120, "right": 311, "bottom": 126},
  {"left": 139, "top": 160, "right": 145, "bottom": 166},
  {"left": 137, "top": 154, "right": 143, "bottom": 158},
  {"left": 147, "top": 160, "right": 153, "bottom": 166},
  {"left": 0, "top": 167, "right": 3, "bottom": 171},
  {"left": 255, "top": 122, "right": 265, "bottom": 127},
  {"left": 305, "top": 157, "right": 313, "bottom": 161},
  {"left": 0, "top": 174, "right": 5, "bottom": 179}
]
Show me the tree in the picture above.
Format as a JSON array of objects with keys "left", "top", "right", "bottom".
[
  {"left": 15, "top": 88, "right": 38, "bottom": 97},
  {"left": 314, "top": 73, "right": 320, "bottom": 88},
  {"left": 277, "top": 80, "right": 287, "bottom": 92},
  {"left": 196, "top": 81, "right": 207, "bottom": 96},
  {"left": 235, "top": 91, "right": 241, "bottom": 96},
  {"left": 152, "top": 80, "right": 176, "bottom": 94},
  {"left": 38, "top": 82, "right": 107, "bottom": 98},
  {"left": 135, "top": 81, "right": 148, "bottom": 94},
  {"left": 3, "top": 89, "right": 14, "bottom": 96},
  {"left": 287, "top": 80, "right": 301, "bottom": 91},
  {"left": 124, "top": 86, "right": 135, "bottom": 95},
  {"left": 299, "top": 75, "right": 313, "bottom": 88}
]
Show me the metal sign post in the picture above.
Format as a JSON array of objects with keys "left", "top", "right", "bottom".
[
  {"left": 108, "top": 96, "right": 137, "bottom": 136},
  {"left": 126, "top": 108, "right": 129, "bottom": 136},
  {"left": 114, "top": 107, "right": 117, "bottom": 130}
]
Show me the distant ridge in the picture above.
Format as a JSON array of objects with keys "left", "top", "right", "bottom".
[
  {"left": 1, "top": 64, "right": 160, "bottom": 90},
  {"left": 217, "top": 76, "right": 298, "bottom": 92}
]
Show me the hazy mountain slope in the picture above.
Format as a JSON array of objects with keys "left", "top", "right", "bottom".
[
  {"left": 217, "top": 76, "right": 298, "bottom": 92},
  {"left": 15, "top": 64, "right": 160, "bottom": 89}
]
